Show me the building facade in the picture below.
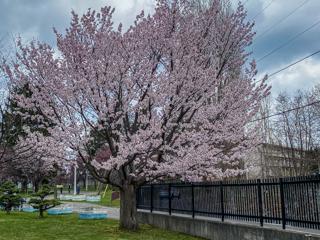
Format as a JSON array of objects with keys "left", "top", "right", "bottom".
[{"left": 246, "top": 143, "right": 319, "bottom": 179}]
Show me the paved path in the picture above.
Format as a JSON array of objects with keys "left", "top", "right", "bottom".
[{"left": 60, "top": 202, "right": 120, "bottom": 219}]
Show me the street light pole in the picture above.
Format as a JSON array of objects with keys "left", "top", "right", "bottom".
[
  {"left": 85, "top": 169, "right": 88, "bottom": 192},
  {"left": 73, "top": 165, "right": 77, "bottom": 195}
]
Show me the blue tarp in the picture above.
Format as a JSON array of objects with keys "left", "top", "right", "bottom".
[
  {"left": 47, "top": 208, "right": 73, "bottom": 215},
  {"left": 22, "top": 207, "right": 37, "bottom": 212},
  {"left": 79, "top": 212, "right": 107, "bottom": 219}
]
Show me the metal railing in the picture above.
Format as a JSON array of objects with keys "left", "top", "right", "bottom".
[{"left": 136, "top": 175, "right": 320, "bottom": 230}]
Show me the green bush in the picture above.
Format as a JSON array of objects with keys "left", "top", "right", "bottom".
[
  {"left": 29, "top": 184, "right": 60, "bottom": 218},
  {"left": 0, "top": 181, "right": 22, "bottom": 214}
]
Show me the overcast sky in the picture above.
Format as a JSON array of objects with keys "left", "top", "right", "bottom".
[{"left": 0, "top": 0, "right": 319, "bottom": 98}]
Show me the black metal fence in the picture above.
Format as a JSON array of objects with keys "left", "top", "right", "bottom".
[{"left": 136, "top": 175, "right": 320, "bottom": 230}]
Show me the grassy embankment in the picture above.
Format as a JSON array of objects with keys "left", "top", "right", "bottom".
[{"left": 0, "top": 212, "right": 201, "bottom": 240}]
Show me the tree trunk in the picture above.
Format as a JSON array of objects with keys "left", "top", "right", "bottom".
[
  {"left": 5, "top": 206, "right": 11, "bottom": 214},
  {"left": 34, "top": 181, "right": 39, "bottom": 193},
  {"left": 39, "top": 208, "right": 44, "bottom": 218},
  {"left": 82, "top": 178, "right": 86, "bottom": 190},
  {"left": 22, "top": 180, "right": 28, "bottom": 193},
  {"left": 119, "top": 184, "right": 138, "bottom": 230}
]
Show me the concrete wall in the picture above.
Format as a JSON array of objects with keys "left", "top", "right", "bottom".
[{"left": 137, "top": 211, "right": 320, "bottom": 240}]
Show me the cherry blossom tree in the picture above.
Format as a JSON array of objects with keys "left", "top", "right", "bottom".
[
  {"left": 12, "top": 132, "right": 63, "bottom": 191},
  {"left": 74, "top": 145, "right": 111, "bottom": 191},
  {"left": 0, "top": 82, "right": 65, "bottom": 190},
  {"left": 4, "top": 0, "right": 269, "bottom": 229},
  {"left": 0, "top": 126, "right": 64, "bottom": 191}
]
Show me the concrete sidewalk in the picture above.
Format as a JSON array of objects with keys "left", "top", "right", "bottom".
[{"left": 60, "top": 202, "right": 120, "bottom": 219}]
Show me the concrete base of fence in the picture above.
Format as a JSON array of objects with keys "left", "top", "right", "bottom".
[{"left": 137, "top": 211, "right": 320, "bottom": 240}]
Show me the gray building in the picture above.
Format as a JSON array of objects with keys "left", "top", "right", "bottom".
[{"left": 246, "top": 143, "right": 319, "bottom": 179}]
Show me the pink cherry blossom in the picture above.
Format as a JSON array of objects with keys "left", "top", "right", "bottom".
[{"left": 3, "top": 0, "right": 270, "bottom": 229}]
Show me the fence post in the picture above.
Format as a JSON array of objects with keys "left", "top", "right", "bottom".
[
  {"left": 136, "top": 187, "right": 139, "bottom": 210},
  {"left": 191, "top": 184, "right": 195, "bottom": 218},
  {"left": 168, "top": 183, "right": 172, "bottom": 215},
  {"left": 257, "top": 179, "right": 263, "bottom": 227},
  {"left": 150, "top": 185, "right": 153, "bottom": 213},
  {"left": 220, "top": 181, "right": 224, "bottom": 222},
  {"left": 279, "top": 178, "right": 286, "bottom": 229}
]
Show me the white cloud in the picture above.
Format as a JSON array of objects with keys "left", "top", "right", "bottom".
[
  {"left": 264, "top": 57, "right": 320, "bottom": 96},
  {"left": 54, "top": 0, "right": 155, "bottom": 29},
  {"left": 244, "top": 0, "right": 320, "bottom": 97},
  {"left": 0, "top": 0, "right": 156, "bottom": 45},
  {"left": 1, "top": 0, "right": 319, "bottom": 100}
]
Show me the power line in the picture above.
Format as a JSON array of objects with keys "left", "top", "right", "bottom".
[
  {"left": 252, "top": 0, "right": 275, "bottom": 20},
  {"left": 257, "top": 18, "right": 320, "bottom": 62},
  {"left": 254, "top": 49, "right": 320, "bottom": 84},
  {"left": 251, "top": 100, "right": 320, "bottom": 122},
  {"left": 268, "top": 50, "right": 320, "bottom": 78},
  {"left": 254, "top": 0, "right": 309, "bottom": 41}
]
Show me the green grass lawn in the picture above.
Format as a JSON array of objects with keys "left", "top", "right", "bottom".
[
  {"left": 0, "top": 212, "right": 201, "bottom": 240},
  {"left": 99, "top": 190, "right": 120, "bottom": 208}
]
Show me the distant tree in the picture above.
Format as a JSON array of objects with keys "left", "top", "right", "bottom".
[
  {"left": 29, "top": 184, "right": 60, "bottom": 218},
  {"left": 0, "top": 96, "right": 12, "bottom": 177},
  {"left": 0, "top": 34, "right": 17, "bottom": 176},
  {"left": 0, "top": 103, "right": 7, "bottom": 168},
  {"left": 0, "top": 181, "right": 22, "bottom": 214},
  {"left": 272, "top": 90, "right": 320, "bottom": 176},
  {"left": 246, "top": 96, "right": 277, "bottom": 178}
]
